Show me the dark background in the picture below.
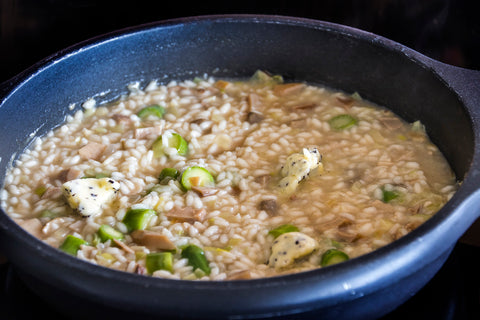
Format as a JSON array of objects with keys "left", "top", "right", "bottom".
[
  {"left": 1, "top": 0, "right": 480, "bottom": 319},
  {"left": 1, "top": 0, "right": 480, "bottom": 84}
]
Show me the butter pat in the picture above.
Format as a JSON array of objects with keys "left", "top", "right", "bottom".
[
  {"left": 62, "top": 178, "right": 120, "bottom": 217},
  {"left": 278, "top": 147, "right": 322, "bottom": 194},
  {"left": 269, "top": 232, "right": 317, "bottom": 269}
]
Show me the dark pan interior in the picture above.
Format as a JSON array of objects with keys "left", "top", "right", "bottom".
[{"left": 0, "top": 15, "right": 476, "bottom": 320}]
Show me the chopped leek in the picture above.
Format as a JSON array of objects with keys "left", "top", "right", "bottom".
[
  {"left": 180, "top": 166, "right": 215, "bottom": 190},
  {"left": 122, "top": 208, "right": 156, "bottom": 232},
  {"left": 146, "top": 252, "right": 173, "bottom": 274},
  {"left": 34, "top": 186, "right": 47, "bottom": 197},
  {"left": 268, "top": 224, "right": 299, "bottom": 239},
  {"left": 152, "top": 133, "right": 188, "bottom": 158},
  {"left": 381, "top": 186, "right": 400, "bottom": 203},
  {"left": 181, "top": 244, "right": 211, "bottom": 275},
  {"left": 321, "top": 249, "right": 349, "bottom": 267},
  {"left": 137, "top": 104, "right": 165, "bottom": 119},
  {"left": 39, "top": 209, "right": 60, "bottom": 219},
  {"left": 59, "top": 235, "right": 87, "bottom": 256},
  {"left": 98, "top": 224, "right": 124, "bottom": 242},
  {"left": 328, "top": 114, "right": 358, "bottom": 130},
  {"left": 158, "top": 167, "right": 180, "bottom": 184},
  {"left": 250, "top": 70, "right": 283, "bottom": 84}
]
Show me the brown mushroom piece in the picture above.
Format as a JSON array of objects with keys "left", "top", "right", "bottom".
[
  {"left": 78, "top": 142, "right": 106, "bottom": 161},
  {"left": 254, "top": 175, "right": 271, "bottom": 186},
  {"left": 291, "top": 103, "right": 317, "bottom": 111},
  {"left": 191, "top": 186, "right": 219, "bottom": 197},
  {"left": 190, "top": 118, "right": 207, "bottom": 125},
  {"left": 164, "top": 207, "right": 207, "bottom": 223},
  {"left": 317, "top": 216, "right": 353, "bottom": 232},
  {"left": 112, "top": 114, "right": 132, "bottom": 124},
  {"left": 40, "top": 186, "right": 63, "bottom": 200},
  {"left": 134, "top": 126, "right": 163, "bottom": 139},
  {"left": 17, "top": 218, "right": 43, "bottom": 238},
  {"left": 228, "top": 270, "right": 252, "bottom": 280},
  {"left": 248, "top": 93, "right": 262, "bottom": 110},
  {"left": 246, "top": 111, "right": 265, "bottom": 124},
  {"left": 335, "top": 229, "right": 359, "bottom": 243},
  {"left": 273, "top": 83, "right": 304, "bottom": 96},
  {"left": 288, "top": 118, "right": 308, "bottom": 128},
  {"left": 335, "top": 220, "right": 359, "bottom": 243},
  {"left": 335, "top": 95, "right": 354, "bottom": 106},
  {"left": 258, "top": 199, "right": 278, "bottom": 216},
  {"left": 113, "top": 239, "right": 135, "bottom": 254},
  {"left": 379, "top": 117, "right": 404, "bottom": 131},
  {"left": 134, "top": 264, "right": 147, "bottom": 275},
  {"left": 57, "top": 168, "right": 82, "bottom": 183},
  {"left": 130, "top": 230, "right": 176, "bottom": 251}
]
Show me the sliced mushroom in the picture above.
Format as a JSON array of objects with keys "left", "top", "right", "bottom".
[
  {"left": 317, "top": 216, "right": 353, "bottom": 232},
  {"left": 164, "top": 207, "right": 207, "bottom": 223},
  {"left": 134, "top": 264, "right": 147, "bottom": 275},
  {"left": 258, "top": 199, "right": 278, "bottom": 216},
  {"left": 41, "top": 186, "right": 63, "bottom": 200},
  {"left": 191, "top": 186, "right": 219, "bottom": 197},
  {"left": 408, "top": 203, "right": 424, "bottom": 214},
  {"left": 18, "top": 218, "right": 43, "bottom": 238},
  {"left": 273, "top": 83, "right": 304, "bottom": 96},
  {"left": 228, "top": 270, "right": 252, "bottom": 280},
  {"left": 379, "top": 117, "right": 403, "bottom": 131},
  {"left": 134, "top": 126, "right": 163, "bottom": 139},
  {"left": 292, "top": 103, "right": 317, "bottom": 111},
  {"left": 248, "top": 93, "right": 262, "bottom": 110},
  {"left": 371, "top": 200, "right": 395, "bottom": 214},
  {"left": 130, "top": 230, "right": 176, "bottom": 251},
  {"left": 335, "top": 220, "right": 359, "bottom": 243},
  {"left": 335, "top": 94, "right": 354, "bottom": 106},
  {"left": 113, "top": 239, "right": 135, "bottom": 254},
  {"left": 112, "top": 114, "right": 132, "bottom": 124},
  {"left": 246, "top": 111, "right": 264, "bottom": 124},
  {"left": 57, "top": 168, "right": 82, "bottom": 183},
  {"left": 190, "top": 118, "right": 207, "bottom": 125},
  {"left": 229, "top": 185, "right": 242, "bottom": 196},
  {"left": 288, "top": 118, "right": 308, "bottom": 128},
  {"left": 102, "top": 143, "right": 123, "bottom": 157},
  {"left": 335, "top": 229, "right": 359, "bottom": 243},
  {"left": 78, "top": 142, "right": 106, "bottom": 161},
  {"left": 254, "top": 175, "right": 271, "bottom": 186}
]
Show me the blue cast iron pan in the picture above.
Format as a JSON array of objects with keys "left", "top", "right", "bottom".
[{"left": 0, "top": 15, "right": 479, "bottom": 319}]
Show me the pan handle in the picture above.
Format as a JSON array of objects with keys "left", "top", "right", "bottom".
[
  {"left": 429, "top": 61, "right": 480, "bottom": 121},
  {"left": 428, "top": 61, "right": 480, "bottom": 220}
]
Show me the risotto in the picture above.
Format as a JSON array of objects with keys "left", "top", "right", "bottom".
[{"left": 0, "top": 71, "right": 458, "bottom": 280}]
